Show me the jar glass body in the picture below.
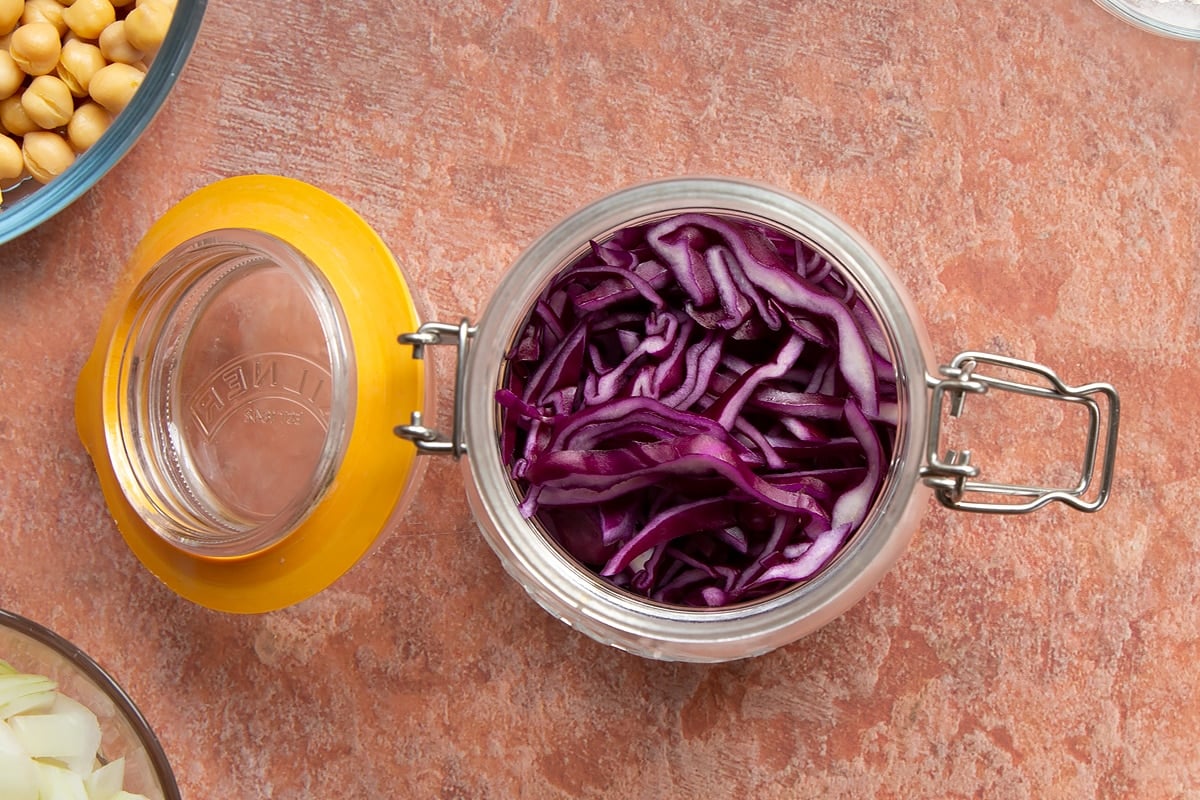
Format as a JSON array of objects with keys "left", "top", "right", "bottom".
[{"left": 460, "top": 177, "right": 936, "bottom": 662}]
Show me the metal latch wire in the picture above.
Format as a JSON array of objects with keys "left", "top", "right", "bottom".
[
  {"left": 919, "top": 351, "right": 1120, "bottom": 514},
  {"left": 394, "top": 319, "right": 477, "bottom": 458}
]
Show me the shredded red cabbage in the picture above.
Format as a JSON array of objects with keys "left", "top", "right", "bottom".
[{"left": 497, "top": 212, "right": 898, "bottom": 607}]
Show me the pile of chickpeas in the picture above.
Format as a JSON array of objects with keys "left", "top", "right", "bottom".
[{"left": 0, "top": 0, "right": 175, "bottom": 206}]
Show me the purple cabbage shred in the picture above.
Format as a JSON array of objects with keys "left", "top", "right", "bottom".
[{"left": 497, "top": 213, "right": 898, "bottom": 607}]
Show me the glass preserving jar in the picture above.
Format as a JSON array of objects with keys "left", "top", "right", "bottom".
[{"left": 76, "top": 175, "right": 1119, "bottom": 662}]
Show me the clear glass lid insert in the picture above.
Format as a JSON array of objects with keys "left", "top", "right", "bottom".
[{"left": 112, "top": 229, "right": 356, "bottom": 557}]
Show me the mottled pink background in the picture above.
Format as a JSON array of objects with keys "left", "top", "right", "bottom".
[{"left": 1, "top": 1, "right": 1197, "bottom": 797}]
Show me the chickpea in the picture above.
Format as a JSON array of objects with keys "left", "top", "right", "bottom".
[
  {"left": 66, "top": 98, "right": 106, "bottom": 150},
  {"left": 21, "top": 74, "right": 73, "bottom": 128},
  {"left": 124, "top": 0, "right": 170, "bottom": 54},
  {"left": 0, "top": 132, "right": 22, "bottom": 181},
  {"left": 62, "top": 0, "right": 113, "bottom": 40},
  {"left": 0, "top": 50, "right": 23, "bottom": 100},
  {"left": 10, "top": 23, "right": 62, "bottom": 77},
  {"left": 22, "top": 0, "right": 68, "bottom": 38},
  {"left": 0, "top": 94, "right": 38, "bottom": 135},
  {"left": 21, "top": 129, "right": 73, "bottom": 182},
  {"left": 98, "top": 20, "right": 142, "bottom": 64},
  {"left": 0, "top": 0, "right": 23, "bottom": 36},
  {"left": 57, "top": 38, "right": 105, "bottom": 95},
  {"left": 87, "top": 60, "right": 140, "bottom": 112}
]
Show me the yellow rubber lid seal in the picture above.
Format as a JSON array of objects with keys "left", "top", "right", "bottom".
[{"left": 75, "top": 176, "right": 425, "bottom": 612}]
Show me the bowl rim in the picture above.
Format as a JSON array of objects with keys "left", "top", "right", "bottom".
[
  {"left": 0, "top": 607, "right": 181, "bottom": 800},
  {"left": 0, "top": 0, "right": 209, "bottom": 246},
  {"left": 1093, "top": 0, "right": 1200, "bottom": 40}
]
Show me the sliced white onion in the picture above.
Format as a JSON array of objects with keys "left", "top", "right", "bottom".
[
  {"left": 0, "top": 661, "right": 153, "bottom": 800},
  {"left": 11, "top": 694, "right": 103, "bottom": 775},
  {"left": 0, "top": 720, "right": 40, "bottom": 800},
  {"left": 36, "top": 761, "right": 90, "bottom": 800},
  {"left": 85, "top": 757, "right": 126, "bottom": 800}
]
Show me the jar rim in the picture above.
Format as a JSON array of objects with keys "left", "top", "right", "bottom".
[{"left": 462, "top": 176, "right": 934, "bottom": 662}]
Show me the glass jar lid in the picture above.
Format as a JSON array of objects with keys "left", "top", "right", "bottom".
[
  {"left": 76, "top": 176, "right": 427, "bottom": 613},
  {"left": 115, "top": 228, "right": 354, "bottom": 557}
]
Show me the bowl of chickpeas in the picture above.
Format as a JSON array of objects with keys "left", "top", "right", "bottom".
[{"left": 0, "top": 0, "right": 204, "bottom": 245}]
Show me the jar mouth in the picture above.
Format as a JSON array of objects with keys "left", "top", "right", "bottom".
[
  {"left": 108, "top": 229, "right": 356, "bottom": 558},
  {"left": 463, "top": 177, "right": 933, "bottom": 660}
]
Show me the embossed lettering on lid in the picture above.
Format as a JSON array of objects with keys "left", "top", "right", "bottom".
[{"left": 113, "top": 228, "right": 355, "bottom": 557}]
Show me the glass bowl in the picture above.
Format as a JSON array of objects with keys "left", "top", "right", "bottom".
[
  {"left": 1093, "top": 0, "right": 1200, "bottom": 39},
  {"left": 0, "top": 0, "right": 207, "bottom": 246},
  {"left": 0, "top": 607, "right": 180, "bottom": 799}
]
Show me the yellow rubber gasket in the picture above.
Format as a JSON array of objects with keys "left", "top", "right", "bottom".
[{"left": 75, "top": 175, "right": 425, "bottom": 613}]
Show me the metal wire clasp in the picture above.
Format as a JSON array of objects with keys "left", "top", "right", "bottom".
[
  {"left": 394, "top": 319, "right": 477, "bottom": 458},
  {"left": 919, "top": 352, "right": 1120, "bottom": 514}
]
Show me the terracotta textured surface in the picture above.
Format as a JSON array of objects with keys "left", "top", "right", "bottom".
[{"left": 1, "top": 1, "right": 1197, "bottom": 798}]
